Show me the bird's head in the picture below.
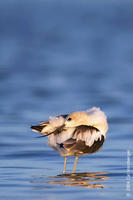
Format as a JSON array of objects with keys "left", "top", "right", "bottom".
[
  {"left": 64, "top": 108, "right": 108, "bottom": 135},
  {"left": 65, "top": 112, "right": 88, "bottom": 128}
]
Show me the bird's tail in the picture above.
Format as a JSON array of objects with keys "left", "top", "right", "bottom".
[
  {"left": 31, "top": 120, "right": 49, "bottom": 134},
  {"left": 31, "top": 125, "right": 44, "bottom": 133},
  {"left": 31, "top": 123, "right": 65, "bottom": 138},
  {"left": 31, "top": 124, "right": 50, "bottom": 138}
]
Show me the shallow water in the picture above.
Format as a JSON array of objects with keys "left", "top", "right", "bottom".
[{"left": 0, "top": 0, "right": 133, "bottom": 199}]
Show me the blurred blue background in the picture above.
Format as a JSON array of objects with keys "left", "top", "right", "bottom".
[{"left": 0, "top": 0, "right": 133, "bottom": 199}]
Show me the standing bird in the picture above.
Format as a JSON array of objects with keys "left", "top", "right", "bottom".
[{"left": 31, "top": 107, "right": 108, "bottom": 173}]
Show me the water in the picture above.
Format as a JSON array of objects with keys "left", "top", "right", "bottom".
[{"left": 0, "top": 0, "right": 133, "bottom": 199}]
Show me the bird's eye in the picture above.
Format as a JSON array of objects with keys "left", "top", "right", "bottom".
[{"left": 67, "top": 117, "right": 72, "bottom": 121}]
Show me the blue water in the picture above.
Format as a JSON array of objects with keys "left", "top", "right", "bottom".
[{"left": 0, "top": 0, "right": 133, "bottom": 199}]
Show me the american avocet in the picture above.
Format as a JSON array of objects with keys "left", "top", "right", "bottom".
[{"left": 31, "top": 107, "right": 108, "bottom": 173}]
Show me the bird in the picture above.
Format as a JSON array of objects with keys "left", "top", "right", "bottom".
[{"left": 31, "top": 107, "right": 108, "bottom": 173}]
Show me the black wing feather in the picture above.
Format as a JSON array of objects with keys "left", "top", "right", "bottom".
[{"left": 60, "top": 125, "right": 104, "bottom": 155}]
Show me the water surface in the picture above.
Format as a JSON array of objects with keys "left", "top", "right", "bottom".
[{"left": 0, "top": 0, "right": 133, "bottom": 199}]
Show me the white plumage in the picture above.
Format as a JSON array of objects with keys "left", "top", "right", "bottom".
[{"left": 31, "top": 107, "right": 108, "bottom": 173}]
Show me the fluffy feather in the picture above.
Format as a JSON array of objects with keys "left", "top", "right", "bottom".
[{"left": 31, "top": 107, "right": 108, "bottom": 156}]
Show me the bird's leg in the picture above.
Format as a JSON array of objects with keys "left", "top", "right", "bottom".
[
  {"left": 72, "top": 156, "right": 79, "bottom": 173},
  {"left": 63, "top": 156, "right": 67, "bottom": 174}
]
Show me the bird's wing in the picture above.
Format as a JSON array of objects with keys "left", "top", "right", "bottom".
[
  {"left": 72, "top": 125, "right": 104, "bottom": 147},
  {"left": 61, "top": 125, "right": 105, "bottom": 154}
]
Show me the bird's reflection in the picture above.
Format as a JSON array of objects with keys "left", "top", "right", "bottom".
[{"left": 33, "top": 172, "right": 108, "bottom": 189}]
